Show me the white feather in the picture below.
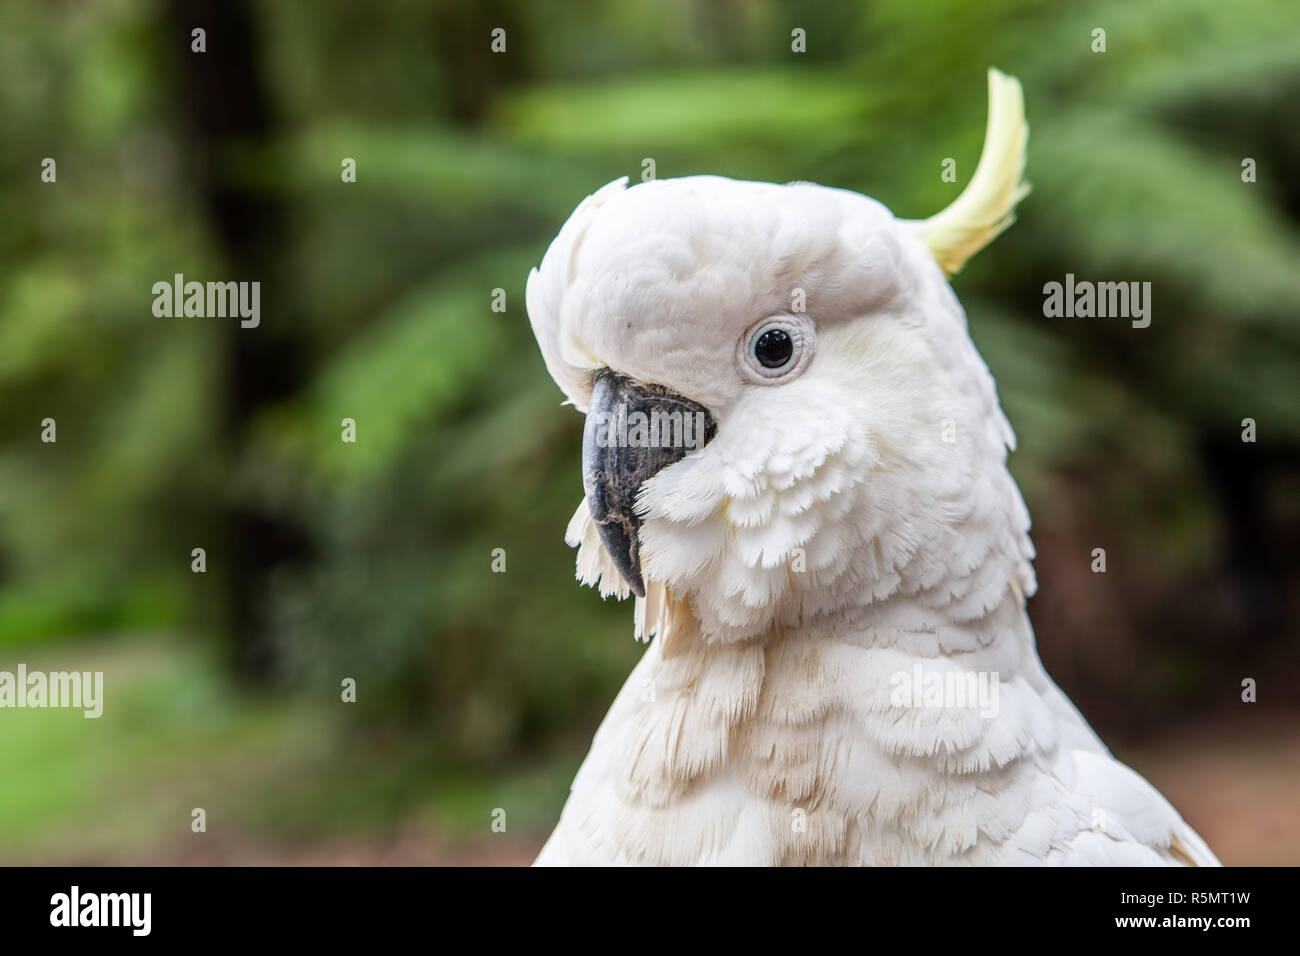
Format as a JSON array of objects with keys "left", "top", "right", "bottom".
[{"left": 529, "top": 71, "right": 1218, "bottom": 867}]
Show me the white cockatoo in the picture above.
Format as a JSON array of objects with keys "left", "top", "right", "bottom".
[{"left": 524, "top": 70, "right": 1219, "bottom": 866}]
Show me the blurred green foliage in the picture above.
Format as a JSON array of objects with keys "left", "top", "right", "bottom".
[{"left": 1, "top": 0, "right": 1297, "bottom": 801}]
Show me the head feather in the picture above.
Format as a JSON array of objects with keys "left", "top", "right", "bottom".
[{"left": 912, "top": 68, "right": 1030, "bottom": 276}]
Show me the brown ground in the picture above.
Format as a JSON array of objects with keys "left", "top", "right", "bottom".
[{"left": 1119, "top": 710, "right": 1300, "bottom": 867}]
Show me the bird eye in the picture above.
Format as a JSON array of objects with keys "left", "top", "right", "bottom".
[
  {"left": 738, "top": 315, "right": 814, "bottom": 384},
  {"left": 753, "top": 328, "right": 794, "bottom": 368}
]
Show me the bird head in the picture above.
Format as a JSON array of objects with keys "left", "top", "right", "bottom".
[{"left": 526, "top": 70, "right": 1034, "bottom": 643}]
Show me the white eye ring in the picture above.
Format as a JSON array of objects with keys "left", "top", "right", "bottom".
[{"left": 737, "top": 313, "right": 816, "bottom": 385}]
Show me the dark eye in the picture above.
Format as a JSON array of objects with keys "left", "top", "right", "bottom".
[
  {"left": 737, "top": 315, "right": 814, "bottom": 385},
  {"left": 753, "top": 328, "right": 794, "bottom": 368}
]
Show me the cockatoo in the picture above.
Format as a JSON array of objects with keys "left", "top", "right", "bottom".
[{"left": 525, "top": 70, "right": 1219, "bottom": 866}]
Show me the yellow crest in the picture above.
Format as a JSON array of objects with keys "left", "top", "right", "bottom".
[{"left": 913, "top": 69, "right": 1031, "bottom": 276}]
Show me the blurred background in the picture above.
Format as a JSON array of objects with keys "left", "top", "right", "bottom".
[{"left": 0, "top": 0, "right": 1296, "bottom": 865}]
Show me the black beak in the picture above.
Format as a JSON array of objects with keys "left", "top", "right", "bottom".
[{"left": 581, "top": 369, "right": 717, "bottom": 597}]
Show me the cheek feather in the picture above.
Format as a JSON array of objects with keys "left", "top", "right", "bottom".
[{"left": 628, "top": 319, "right": 1006, "bottom": 642}]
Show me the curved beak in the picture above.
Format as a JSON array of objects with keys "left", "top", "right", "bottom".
[{"left": 581, "top": 369, "right": 717, "bottom": 597}]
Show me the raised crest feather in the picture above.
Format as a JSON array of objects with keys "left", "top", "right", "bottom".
[{"left": 912, "top": 68, "right": 1031, "bottom": 276}]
